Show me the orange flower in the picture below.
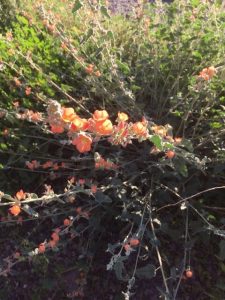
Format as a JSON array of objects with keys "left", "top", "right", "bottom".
[
  {"left": 94, "top": 70, "right": 101, "bottom": 77},
  {"left": 95, "top": 119, "right": 113, "bottom": 135},
  {"left": 93, "top": 110, "right": 109, "bottom": 123},
  {"left": 25, "top": 160, "right": 40, "bottom": 170},
  {"left": 63, "top": 218, "right": 71, "bottom": 226},
  {"left": 151, "top": 125, "right": 167, "bottom": 136},
  {"left": 207, "top": 66, "right": 216, "bottom": 77},
  {"left": 72, "top": 134, "right": 92, "bottom": 153},
  {"left": 79, "top": 178, "right": 85, "bottom": 185},
  {"left": 186, "top": 269, "right": 193, "bottom": 278},
  {"left": 14, "top": 77, "right": 21, "bottom": 87},
  {"left": 70, "top": 117, "right": 89, "bottom": 132},
  {"left": 117, "top": 112, "right": 128, "bottom": 122},
  {"left": 9, "top": 205, "right": 21, "bottom": 216},
  {"left": 91, "top": 185, "right": 97, "bottom": 193},
  {"left": 51, "top": 232, "right": 60, "bottom": 242},
  {"left": 25, "top": 87, "right": 31, "bottom": 96},
  {"left": 174, "top": 137, "right": 182, "bottom": 144},
  {"left": 132, "top": 122, "right": 147, "bottom": 136},
  {"left": 76, "top": 207, "right": 82, "bottom": 214},
  {"left": 16, "top": 189, "right": 26, "bottom": 201},
  {"left": 165, "top": 150, "right": 175, "bottom": 159},
  {"left": 3, "top": 128, "right": 9, "bottom": 136},
  {"left": 38, "top": 243, "right": 46, "bottom": 253},
  {"left": 50, "top": 124, "right": 64, "bottom": 134},
  {"left": 62, "top": 107, "right": 76, "bottom": 123},
  {"left": 85, "top": 64, "right": 94, "bottom": 74},
  {"left": 198, "top": 66, "right": 216, "bottom": 81},
  {"left": 129, "top": 238, "right": 140, "bottom": 246}
]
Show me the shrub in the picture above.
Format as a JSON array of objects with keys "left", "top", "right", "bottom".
[{"left": 0, "top": 0, "right": 225, "bottom": 299}]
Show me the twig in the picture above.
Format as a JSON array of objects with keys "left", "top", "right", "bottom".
[
  {"left": 148, "top": 191, "right": 170, "bottom": 297},
  {"left": 172, "top": 206, "right": 189, "bottom": 299},
  {"left": 157, "top": 185, "right": 225, "bottom": 212}
]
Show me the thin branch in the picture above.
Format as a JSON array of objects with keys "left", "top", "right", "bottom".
[{"left": 157, "top": 185, "right": 225, "bottom": 212}]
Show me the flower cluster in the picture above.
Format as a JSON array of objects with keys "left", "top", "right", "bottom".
[
  {"left": 47, "top": 101, "right": 151, "bottom": 154},
  {"left": 198, "top": 66, "right": 217, "bottom": 81},
  {"left": 16, "top": 109, "right": 43, "bottom": 123},
  {"left": 25, "top": 160, "right": 66, "bottom": 171},
  {"left": 94, "top": 153, "right": 118, "bottom": 170}
]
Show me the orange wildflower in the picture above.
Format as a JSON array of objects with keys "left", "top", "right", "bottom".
[
  {"left": 166, "top": 150, "right": 175, "bottom": 159},
  {"left": 132, "top": 122, "right": 147, "bottom": 136},
  {"left": 25, "top": 160, "right": 40, "bottom": 170},
  {"left": 2, "top": 128, "right": 9, "bottom": 136},
  {"left": 79, "top": 178, "right": 85, "bottom": 185},
  {"left": 93, "top": 110, "right": 109, "bottom": 123},
  {"left": 198, "top": 66, "right": 217, "bottom": 81},
  {"left": 63, "top": 218, "right": 71, "bottom": 226},
  {"left": 129, "top": 238, "right": 140, "bottom": 246},
  {"left": 94, "top": 70, "right": 101, "bottom": 77},
  {"left": 38, "top": 243, "right": 46, "bottom": 253},
  {"left": 85, "top": 64, "right": 94, "bottom": 74},
  {"left": 62, "top": 107, "right": 76, "bottom": 123},
  {"left": 51, "top": 232, "right": 60, "bottom": 242},
  {"left": 72, "top": 134, "right": 92, "bottom": 153},
  {"left": 117, "top": 112, "right": 128, "bottom": 122},
  {"left": 50, "top": 124, "right": 64, "bottom": 134},
  {"left": 9, "top": 205, "right": 21, "bottom": 216},
  {"left": 13, "top": 101, "right": 20, "bottom": 108},
  {"left": 76, "top": 207, "right": 82, "bottom": 214},
  {"left": 61, "top": 42, "right": 67, "bottom": 50},
  {"left": 186, "top": 269, "right": 193, "bottom": 278},
  {"left": 25, "top": 87, "right": 31, "bottom": 96},
  {"left": 14, "top": 77, "right": 21, "bottom": 87},
  {"left": 174, "top": 137, "right": 182, "bottom": 144},
  {"left": 95, "top": 119, "right": 113, "bottom": 135},
  {"left": 151, "top": 125, "right": 167, "bottom": 137},
  {"left": 16, "top": 189, "right": 26, "bottom": 201},
  {"left": 91, "top": 185, "right": 97, "bottom": 193},
  {"left": 70, "top": 117, "right": 89, "bottom": 132}
]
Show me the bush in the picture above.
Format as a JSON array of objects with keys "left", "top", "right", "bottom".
[{"left": 0, "top": 0, "right": 225, "bottom": 299}]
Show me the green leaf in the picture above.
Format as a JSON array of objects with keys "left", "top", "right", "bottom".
[
  {"left": 100, "top": 6, "right": 110, "bottom": 18},
  {"left": 81, "top": 28, "right": 93, "bottom": 43},
  {"left": 191, "top": 0, "right": 200, "bottom": 8},
  {"left": 116, "top": 60, "right": 130, "bottom": 75},
  {"left": 192, "top": 50, "right": 202, "bottom": 59},
  {"left": 113, "top": 256, "right": 127, "bottom": 281},
  {"left": 106, "top": 30, "right": 114, "bottom": 40},
  {"left": 149, "top": 135, "right": 163, "bottom": 150},
  {"left": 136, "top": 264, "right": 156, "bottom": 279},
  {"left": 22, "top": 204, "right": 39, "bottom": 218},
  {"left": 95, "top": 191, "right": 112, "bottom": 204},
  {"left": 72, "top": 0, "right": 83, "bottom": 13},
  {"left": 174, "top": 158, "right": 188, "bottom": 177}
]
